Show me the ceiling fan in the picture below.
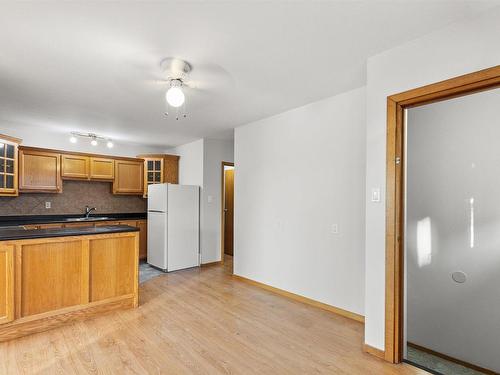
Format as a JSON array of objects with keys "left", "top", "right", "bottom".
[
  {"left": 158, "top": 58, "right": 192, "bottom": 120},
  {"left": 156, "top": 57, "right": 234, "bottom": 120}
]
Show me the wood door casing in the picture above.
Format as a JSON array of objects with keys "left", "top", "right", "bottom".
[
  {"left": 0, "top": 245, "right": 14, "bottom": 324},
  {"left": 224, "top": 169, "right": 234, "bottom": 256}
]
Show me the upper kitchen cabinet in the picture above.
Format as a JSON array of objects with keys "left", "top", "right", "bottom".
[
  {"left": 19, "top": 147, "right": 62, "bottom": 193},
  {"left": 0, "top": 134, "right": 21, "bottom": 197},
  {"left": 137, "top": 154, "right": 179, "bottom": 197},
  {"left": 112, "top": 159, "right": 144, "bottom": 195},
  {"left": 89, "top": 157, "right": 114, "bottom": 180},
  {"left": 61, "top": 154, "right": 90, "bottom": 180},
  {"left": 61, "top": 154, "right": 114, "bottom": 181}
]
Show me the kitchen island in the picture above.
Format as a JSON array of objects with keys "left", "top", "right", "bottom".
[{"left": 0, "top": 225, "right": 139, "bottom": 342}]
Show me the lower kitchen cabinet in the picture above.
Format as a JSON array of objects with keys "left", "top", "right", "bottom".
[
  {"left": 0, "top": 245, "right": 14, "bottom": 324},
  {"left": 136, "top": 220, "right": 147, "bottom": 260},
  {"left": 116, "top": 220, "right": 147, "bottom": 260}
]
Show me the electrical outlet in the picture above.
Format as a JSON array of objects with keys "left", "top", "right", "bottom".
[
  {"left": 207, "top": 195, "right": 213, "bottom": 203},
  {"left": 331, "top": 224, "right": 339, "bottom": 234},
  {"left": 45, "top": 201, "right": 51, "bottom": 209}
]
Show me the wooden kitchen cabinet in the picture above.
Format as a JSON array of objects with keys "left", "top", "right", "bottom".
[
  {"left": 61, "top": 154, "right": 89, "bottom": 180},
  {"left": 21, "top": 219, "right": 147, "bottom": 261},
  {"left": 0, "top": 231, "right": 138, "bottom": 341},
  {"left": 136, "top": 220, "right": 147, "bottom": 260},
  {"left": 138, "top": 154, "right": 179, "bottom": 197},
  {"left": 113, "top": 160, "right": 144, "bottom": 195},
  {"left": 89, "top": 235, "right": 137, "bottom": 302},
  {"left": 19, "top": 148, "right": 62, "bottom": 193},
  {"left": 0, "top": 134, "right": 21, "bottom": 197},
  {"left": 89, "top": 157, "right": 114, "bottom": 180},
  {"left": 0, "top": 245, "right": 14, "bottom": 325}
]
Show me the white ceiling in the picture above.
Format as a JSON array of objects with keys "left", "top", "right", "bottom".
[{"left": 0, "top": 1, "right": 497, "bottom": 148}]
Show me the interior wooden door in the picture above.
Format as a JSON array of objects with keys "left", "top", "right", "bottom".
[{"left": 224, "top": 169, "right": 234, "bottom": 256}]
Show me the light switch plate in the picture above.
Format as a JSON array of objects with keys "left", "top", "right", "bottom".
[
  {"left": 371, "top": 188, "right": 381, "bottom": 202},
  {"left": 207, "top": 195, "right": 213, "bottom": 203}
]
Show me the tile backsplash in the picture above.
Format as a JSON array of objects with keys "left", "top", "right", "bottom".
[{"left": 0, "top": 180, "right": 146, "bottom": 216}]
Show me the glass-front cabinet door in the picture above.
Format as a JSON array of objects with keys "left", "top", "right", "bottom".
[
  {"left": 0, "top": 135, "right": 20, "bottom": 196},
  {"left": 143, "top": 158, "right": 163, "bottom": 197}
]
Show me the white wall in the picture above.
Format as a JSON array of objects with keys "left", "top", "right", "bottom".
[
  {"left": 1, "top": 123, "right": 163, "bottom": 157},
  {"left": 167, "top": 138, "right": 234, "bottom": 264},
  {"left": 168, "top": 139, "right": 204, "bottom": 186},
  {"left": 364, "top": 8, "right": 500, "bottom": 350},
  {"left": 234, "top": 87, "right": 366, "bottom": 316},
  {"left": 202, "top": 139, "right": 234, "bottom": 263},
  {"left": 406, "top": 89, "right": 500, "bottom": 372}
]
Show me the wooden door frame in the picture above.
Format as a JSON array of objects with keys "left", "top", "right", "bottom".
[
  {"left": 220, "top": 161, "right": 235, "bottom": 264},
  {"left": 385, "top": 65, "right": 500, "bottom": 363}
]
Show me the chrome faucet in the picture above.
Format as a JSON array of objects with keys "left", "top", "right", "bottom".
[{"left": 84, "top": 206, "right": 97, "bottom": 218}]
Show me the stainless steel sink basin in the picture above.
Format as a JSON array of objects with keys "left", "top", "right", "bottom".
[{"left": 64, "top": 217, "right": 112, "bottom": 222}]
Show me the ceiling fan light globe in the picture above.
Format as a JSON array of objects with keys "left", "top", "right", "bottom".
[{"left": 166, "top": 87, "right": 185, "bottom": 107}]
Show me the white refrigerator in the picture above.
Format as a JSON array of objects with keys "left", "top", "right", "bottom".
[{"left": 147, "top": 183, "right": 200, "bottom": 272}]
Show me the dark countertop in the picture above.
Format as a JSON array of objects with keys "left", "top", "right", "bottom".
[
  {"left": 0, "top": 212, "right": 147, "bottom": 227},
  {"left": 0, "top": 225, "right": 139, "bottom": 241}
]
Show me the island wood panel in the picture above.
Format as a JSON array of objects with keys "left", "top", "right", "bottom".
[
  {"left": 0, "top": 231, "right": 138, "bottom": 341},
  {"left": 89, "top": 236, "right": 136, "bottom": 302},
  {"left": 21, "top": 240, "right": 87, "bottom": 317},
  {"left": 0, "top": 245, "right": 14, "bottom": 324},
  {"left": 61, "top": 154, "right": 90, "bottom": 179},
  {"left": 89, "top": 157, "right": 114, "bottom": 180},
  {"left": 18, "top": 149, "right": 62, "bottom": 193}
]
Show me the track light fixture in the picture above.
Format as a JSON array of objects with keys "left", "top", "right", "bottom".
[{"left": 69, "top": 132, "right": 114, "bottom": 148}]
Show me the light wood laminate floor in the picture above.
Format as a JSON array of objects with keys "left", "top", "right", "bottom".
[{"left": 0, "top": 257, "right": 426, "bottom": 374}]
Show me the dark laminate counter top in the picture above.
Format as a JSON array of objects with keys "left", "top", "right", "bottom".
[
  {"left": 0, "top": 225, "right": 139, "bottom": 241},
  {"left": 0, "top": 212, "right": 147, "bottom": 227}
]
